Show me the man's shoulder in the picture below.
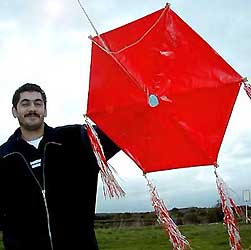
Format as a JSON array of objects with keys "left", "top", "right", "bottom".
[
  {"left": 54, "top": 124, "right": 86, "bottom": 131},
  {"left": 0, "top": 135, "right": 16, "bottom": 158},
  {"left": 53, "top": 124, "right": 86, "bottom": 135},
  {"left": 48, "top": 124, "right": 88, "bottom": 143},
  {"left": 0, "top": 141, "right": 8, "bottom": 157}
]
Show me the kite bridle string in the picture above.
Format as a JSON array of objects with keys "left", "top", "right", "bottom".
[
  {"left": 77, "top": 0, "right": 145, "bottom": 93},
  {"left": 77, "top": 1, "right": 169, "bottom": 98},
  {"left": 77, "top": 0, "right": 169, "bottom": 54},
  {"left": 90, "top": 3, "right": 170, "bottom": 55}
]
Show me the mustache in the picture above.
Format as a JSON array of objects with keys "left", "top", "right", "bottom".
[{"left": 24, "top": 112, "right": 40, "bottom": 118}]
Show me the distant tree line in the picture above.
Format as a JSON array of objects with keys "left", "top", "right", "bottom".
[{"left": 95, "top": 203, "right": 250, "bottom": 228}]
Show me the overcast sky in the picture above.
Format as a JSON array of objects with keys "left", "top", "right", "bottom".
[{"left": 0, "top": 0, "right": 251, "bottom": 213}]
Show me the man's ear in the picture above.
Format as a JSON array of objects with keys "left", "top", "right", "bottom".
[
  {"left": 44, "top": 108, "right": 47, "bottom": 117},
  {"left": 12, "top": 107, "right": 17, "bottom": 118}
]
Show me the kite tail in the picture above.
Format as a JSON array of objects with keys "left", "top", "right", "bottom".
[
  {"left": 243, "top": 78, "right": 251, "bottom": 99},
  {"left": 85, "top": 116, "right": 126, "bottom": 199},
  {"left": 214, "top": 165, "right": 242, "bottom": 250},
  {"left": 144, "top": 175, "right": 190, "bottom": 250}
]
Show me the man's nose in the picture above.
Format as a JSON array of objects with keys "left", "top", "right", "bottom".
[{"left": 27, "top": 102, "right": 36, "bottom": 111}]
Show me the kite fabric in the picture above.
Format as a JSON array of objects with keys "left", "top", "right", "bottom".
[
  {"left": 87, "top": 4, "right": 243, "bottom": 174},
  {"left": 84, "top": 3, "right": 247, "bottom": 250}
]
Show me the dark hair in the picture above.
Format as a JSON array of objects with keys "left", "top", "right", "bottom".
[{"left": 12, "top": 83, "right": 47, "bottom": 109}]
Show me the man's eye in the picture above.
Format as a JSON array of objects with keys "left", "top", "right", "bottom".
[
  {"left": 35, "top": 102, "right": 42, "bottom": 107},
  {"left": 22, "top": 102, "right": 29, "bottom": 107}
]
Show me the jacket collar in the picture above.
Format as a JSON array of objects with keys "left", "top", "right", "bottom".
[{"left": 12, "top": 123, "right": 52, "bottom": 141}]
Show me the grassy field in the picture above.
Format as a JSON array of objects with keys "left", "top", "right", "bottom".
[
  {"left": 0, "top": 223, "right": 250, "bottom": 249},
  {"left": 96, "top": 223, "right": 251, "bottom": 250}
]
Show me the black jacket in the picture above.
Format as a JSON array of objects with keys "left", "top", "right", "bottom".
[{"left": 0, "top": 124, "right": 119, "bottom": 250}]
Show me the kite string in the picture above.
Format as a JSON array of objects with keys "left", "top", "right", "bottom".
[
  {"left": 77, "top": 0, "right": 98, "bottom": 36},
  {"left": 77, "top": 0, "right": 110, "bottom": 51}
]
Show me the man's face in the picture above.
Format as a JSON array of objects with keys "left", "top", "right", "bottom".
[{"left": 12, "top": 91, "right": 47, "bottom": 131}]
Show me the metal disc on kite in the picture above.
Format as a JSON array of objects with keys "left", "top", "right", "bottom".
[{"left": 148, "top": 94, "right": 159, "bottom": 107}]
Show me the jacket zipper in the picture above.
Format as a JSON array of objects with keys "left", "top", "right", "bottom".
[{"left": 4, "top": 142, "right": 62, "bottom": 250}]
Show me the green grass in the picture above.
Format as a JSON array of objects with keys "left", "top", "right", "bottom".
[
  {"left": 0, "top": 223, "right": 250, "bottom": 250},
  {"left": 96, "top": 223, "right": 251, "bottom": 250}
]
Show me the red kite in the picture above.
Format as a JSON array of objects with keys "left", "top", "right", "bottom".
[
  {"left": 87, "top": 5, "right": 243, "bottom": 174},
  {"left": 84, "top": 4, "right": 247, "bottom": 250}
]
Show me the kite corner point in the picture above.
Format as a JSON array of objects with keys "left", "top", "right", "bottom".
[
  {"left": 242, "top": 77, "right": 248, "bottom": 82},
  {"left": 214, "top": 162, "right": 219, "bottom": 168},
  {"left": 165, "top": 2, "right": 171, "bottom": 8},
  {"left": 242, "top": 76, "right": 251, "bottom": 83}
]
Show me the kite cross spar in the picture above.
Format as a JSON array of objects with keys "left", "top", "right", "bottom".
[{"left": 77, "top": 1, "right": 251, "bottom": 249}]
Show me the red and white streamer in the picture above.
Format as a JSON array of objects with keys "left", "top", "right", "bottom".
[
  {"left": 214, "top": 165, "right": 241, "bottom": 250},
  {"left": 85, "top": 116, "right": 125, "bottom": 199},
  {"left": 243, "top": 77, "right": 251, "bottom": 100},
  {"left": 145, "top": 175, "right": 190, "bottom": 250}
]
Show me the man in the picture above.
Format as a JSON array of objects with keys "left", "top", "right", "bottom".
[{"left": 0, "top": 83, "right": 120, "bottom": 250}]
